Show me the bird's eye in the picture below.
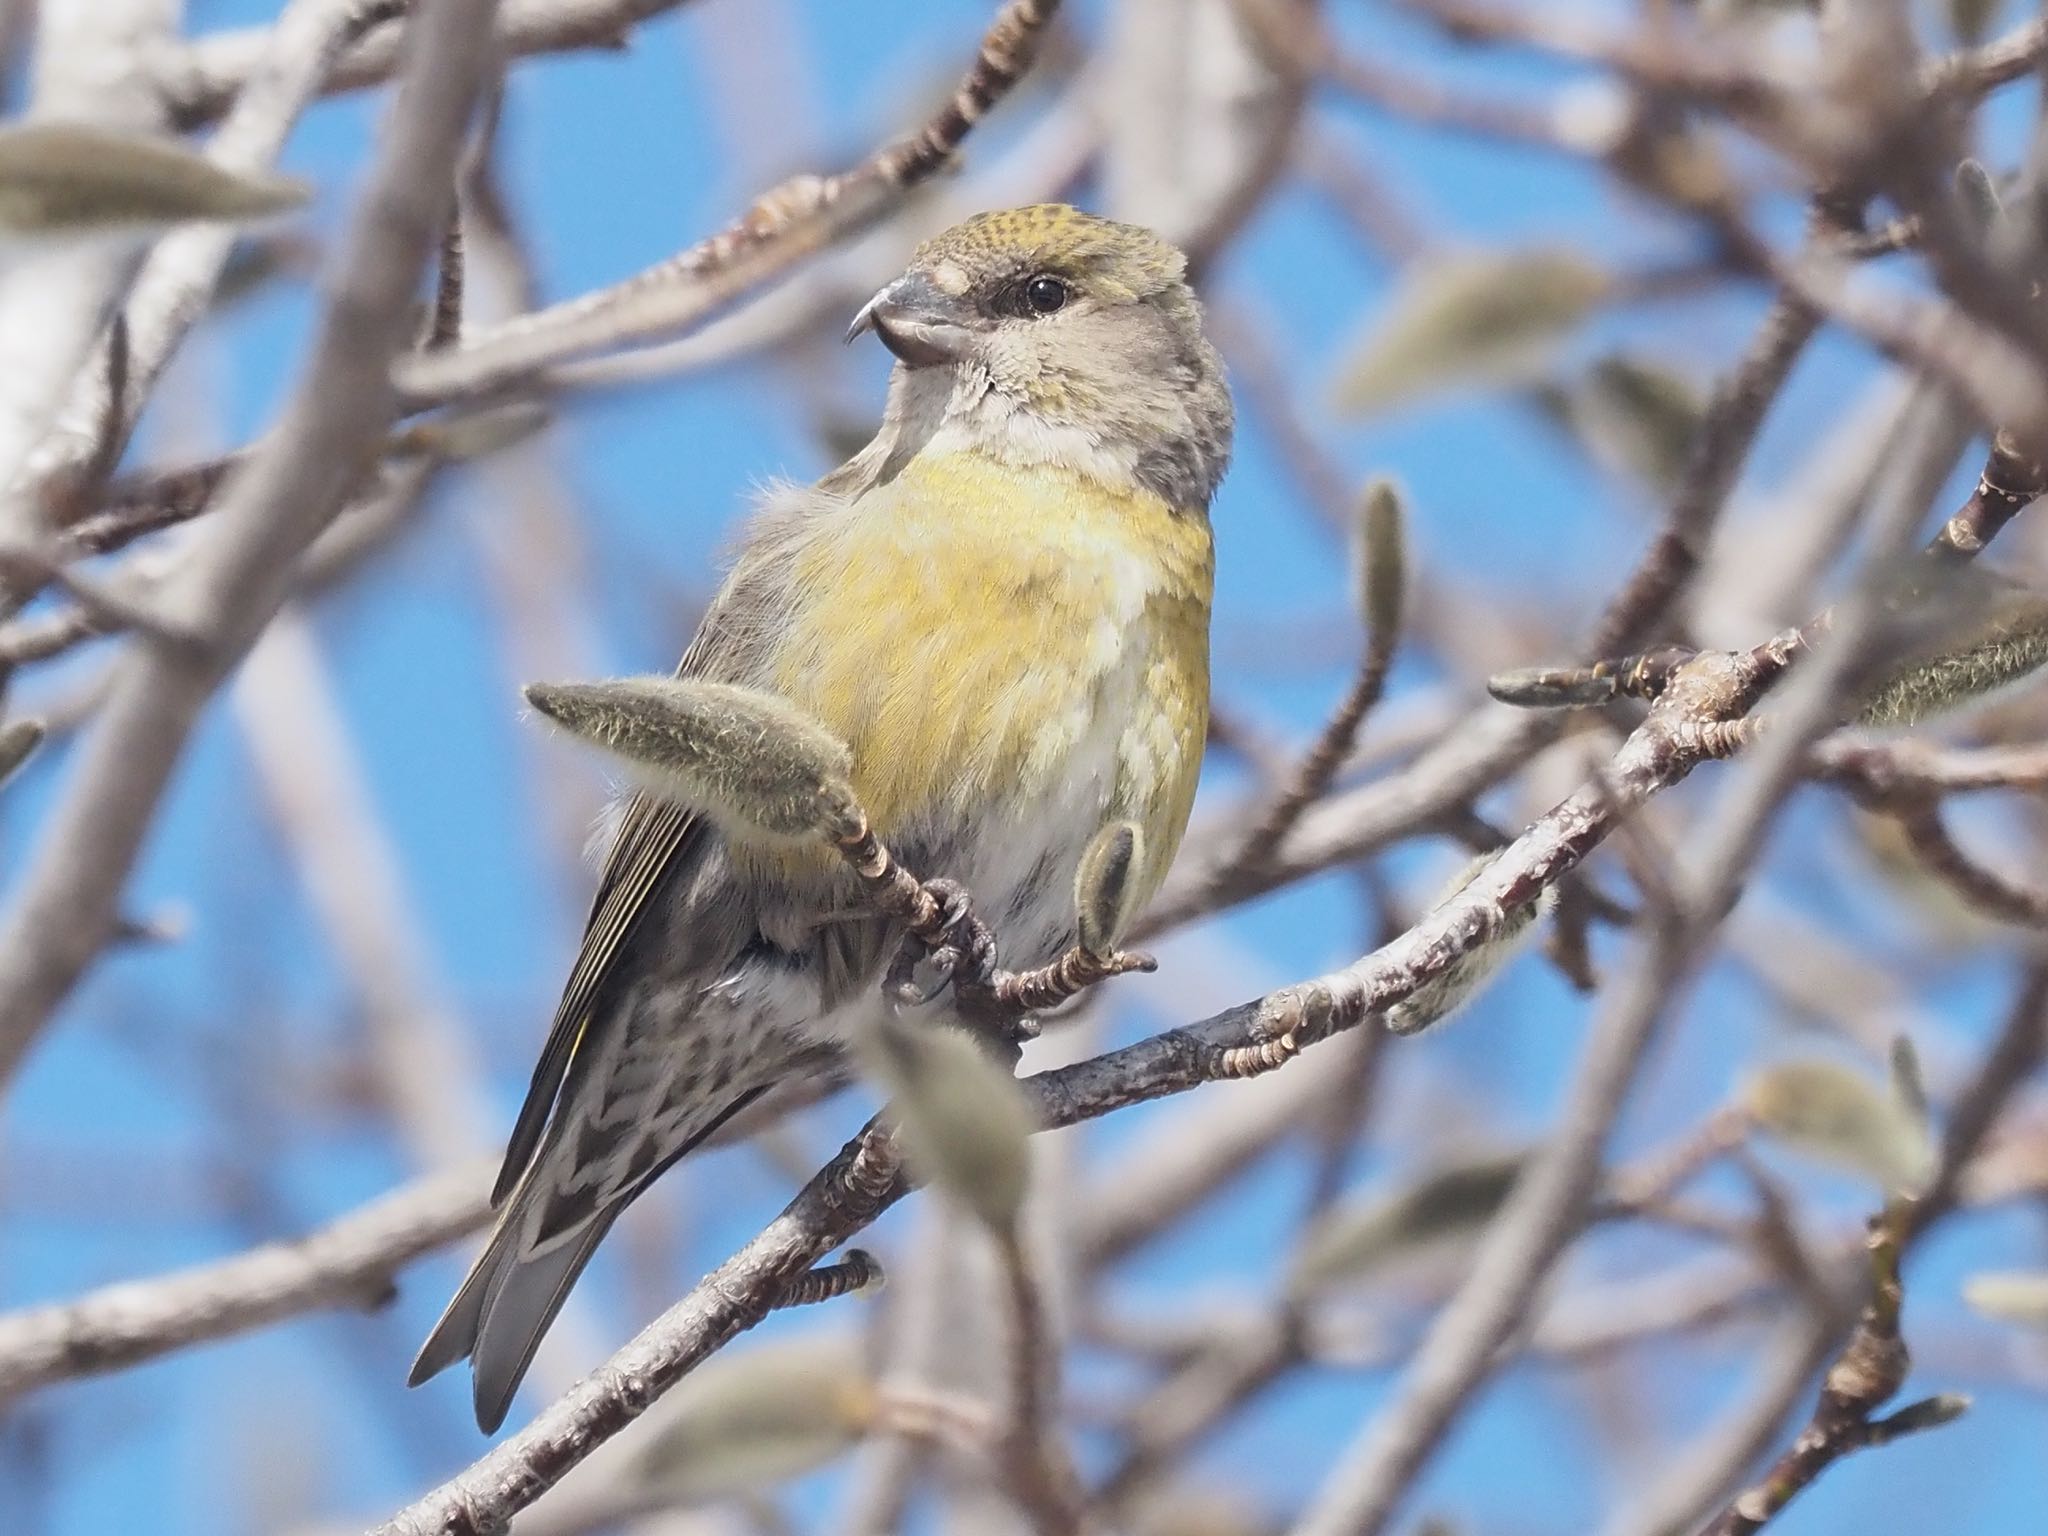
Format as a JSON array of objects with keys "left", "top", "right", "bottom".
[{"left": 1022, "top": 274, "right": 1068, "bottom": 315}]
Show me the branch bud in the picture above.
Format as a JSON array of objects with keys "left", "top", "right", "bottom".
[
  {"left": 1333, "top": 248, "right": 1609, "bottom": 414},
  {"left": 1291, "top": 1150, "right": 1525, "bottom": 1296},
  {"left": 1075, "top": 821, "right": 1144, "bottom": 959},
  {"left": 627, "top": 1332, "right": 874, "bottom": 1502},
  {"left": 1384, "top": 855, "right": 1556, "bottom": 1035},
  {"left": 523, "top": 677, "right": 859, "bottom": 842},
  {"left": 0, "top": 717, "right": 45, "bottom": 788},
  {"left": 1746, "top": 1057, "right": 1936, "bottom": 1196},
  {"left": 0, "top": 123, "right": 308, "bottom": 238},
  {"left": 1355, "top": 478, "right": 1408, "bottom": 641},
  {"left": 1963, "top": 1271, "right": 2048, "bottom": 1328},
  {"left": 1954, "top": 158, "right": 2003, "bottom": 238},
  {"left": 1857, "top": 578, "right": 2048, "bottom": 727}
]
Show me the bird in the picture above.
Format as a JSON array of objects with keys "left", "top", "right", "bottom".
[{"left": 410, "top": 203, "right": 1234, "bottom": 1432}]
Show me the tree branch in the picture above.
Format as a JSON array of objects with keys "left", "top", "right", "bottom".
[
  {"left": 391, "top": 0, "right": 1065, "bottom": 407},
  {"left": 0, "top": 1162, "right": 491, "bottom": 1406},
  {"left": 160, "top": 0, "right": 700, "bottom": 130},
  {"left": 0, "top": 0, "right": 502, "bottom": 1083},
  {"left": 369, "top": 628, "right": 1835, "bottom": 1532},
  {"left": 1695, "top": 1210, "right": 1962, "bottom": 1536}
]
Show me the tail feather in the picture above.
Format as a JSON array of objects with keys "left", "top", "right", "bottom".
[
  {"left": 410, "top": 1080, "right": 779, "bottom": 1432},
  {"left": 407, "top": 1209, "right": 520, "bottom": 1392},
  {"left": 407, "top": 1202, "right": 621, "bottom": 1433},
  {"left": 470, "top": 1212, "right": 621, "bottom": 1434}
]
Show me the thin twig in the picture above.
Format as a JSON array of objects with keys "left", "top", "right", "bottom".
[
  {"left": 1882, "top": 798, "right": 2048, "bottom": 928},
  {"left": 422, "top": 201, "right": 467, "bottom": 350},
  {"left": 0, "top": 1161, "right": 491, "bottom": 1405},
  {"left": 993, "top": 1226, "right": 1083, "bottom": 1536},
  {"left": 1611, "top": 964, "right": 2048, "bottom": 1536},
  {"left": 1287, "top": 892, "right": 1694, "bottom": 1536},
  {"left": 1805, "top": 737, "right": 2048, "bottom": 797},
  {"left": 1590, "top": 290, "right": 1821, "bottom": 657},
  {"left": 1694, "top": 1209, "right": 1959, "bottom": 1536},
  {"left": 395, "top": 0, "right": 1066, "bottom": 406},
  {"left": 163, "top": 0, "right": 697, "bottom": 129},
  {"left": 369, "top": 636, "right": 1848, "bottom": 1531}
]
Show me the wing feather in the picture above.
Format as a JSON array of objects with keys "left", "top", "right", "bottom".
[
  {"left": 492, "top": 794, "right": 699, "bottom": 1205},
  {"left": 489, "top": 517, "right": 812, "bottom": 1207}
]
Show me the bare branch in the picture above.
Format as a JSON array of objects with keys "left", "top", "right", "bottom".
[
  {"left": 1696, "top": 1210, "right": 1962, "bottom": 1536},
  {"left": 1286, "top": 901, "right": 1693, "bottom": 1536},
  {"left": 1611, "top": 964, "right": 2048, "bottom": 1536},
  {"left": 161, "top": 0, "right": 699, "bottom": 130},
  {"left": 370, "top": 623, "right": 1862, "bottom": 1531},
  {"left": 393, "top": 0, "right": 1064, "bottom": 406},
  {"left": 0, "top": 1161, "right": 490, "bottom": 1406},
  {"left": 0, "top": 0, "right": 502, "bottom": 1083}
]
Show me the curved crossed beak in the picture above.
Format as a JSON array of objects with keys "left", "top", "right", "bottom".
[{"left": 844, "top": 273, "right": 974, "bottom": 368}]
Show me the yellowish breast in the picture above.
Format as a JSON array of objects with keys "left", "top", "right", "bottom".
[{"left": 770, "top": 451, "right": 1212, "bottom": 897}]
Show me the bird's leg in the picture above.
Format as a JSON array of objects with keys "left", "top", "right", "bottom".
[
  {"left": 880, "top": 876, "right": 979, "bottom": 1006},
  {"left": 866, "top": 875, "right": 1034, "bottom": 1055},
  {"left": 831, "top": 818, "right": 1038, "bottom": 1047},
  {"left": 914, "top": 877, "right": 1041, "bottom": 1055}
]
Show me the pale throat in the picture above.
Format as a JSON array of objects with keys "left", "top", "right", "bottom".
[{"left": 887, "top": 360, "right": 1153, "bottom": 499}]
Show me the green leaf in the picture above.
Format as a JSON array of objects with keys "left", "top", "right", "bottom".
[
  {"left": 0, "top": 123, "right": 307, "bottom": 238},
  {"left": 1334, "top": 248, "right": 1609, "bottom": 414},
  {"left": 1290, "top": 1150, "right": 1525, "bottom": 1294},
  {"left": 628, "top": 1332, "right": 873, "bottom": 1502},
  {"left": 1746, "top": 1058, "right": 1937, "bottom": 1194},
  {"left": 866, "top": 1016, "right": 1036, "bottom": 1230}
]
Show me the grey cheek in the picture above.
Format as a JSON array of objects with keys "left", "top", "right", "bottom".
[{"left": 1134, "top": 411, "right": 1231, "bottom": 508}]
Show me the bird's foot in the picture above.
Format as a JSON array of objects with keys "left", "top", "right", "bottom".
[{"left": 892, "top": 877, "right": 1039, "bottom": 1055}]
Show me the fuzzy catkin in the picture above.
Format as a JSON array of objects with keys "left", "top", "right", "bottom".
[
  {"left": 1383, "top": 854, "right": 1557, "bottom": 1036},
  {"left": 524, "top": 677, "right": 856, "bottom": 841},
  {"left": 1856, "top": 618, "right": 2048, "bottom": 726}
]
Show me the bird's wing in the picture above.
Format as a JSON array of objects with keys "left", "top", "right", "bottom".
[
  {"left": 490, "top": 542, "right": 799, "bottom": 1208},
  {"left": 490, "top": 792, "right": 698, "bottom": 1204}
]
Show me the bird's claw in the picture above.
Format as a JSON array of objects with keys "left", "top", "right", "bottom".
[
  {"left": 922, "top": 877, "right": 977, "bottom": 936},
  {"left": 917, "top": 877, "right": 1000, "bottom": 990}
]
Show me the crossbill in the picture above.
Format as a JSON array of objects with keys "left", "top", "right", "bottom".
[{"left": 411, "top": 204, "right": 1234, "bottom": 1431}]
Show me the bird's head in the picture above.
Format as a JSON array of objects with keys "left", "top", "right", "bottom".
[{"left": 846, "top": 204, "right": 1232, "bottom": 510}]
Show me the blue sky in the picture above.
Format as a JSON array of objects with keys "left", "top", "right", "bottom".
[{"left": 2, "top": 2, "right": 2044, "bottom": 1532}]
